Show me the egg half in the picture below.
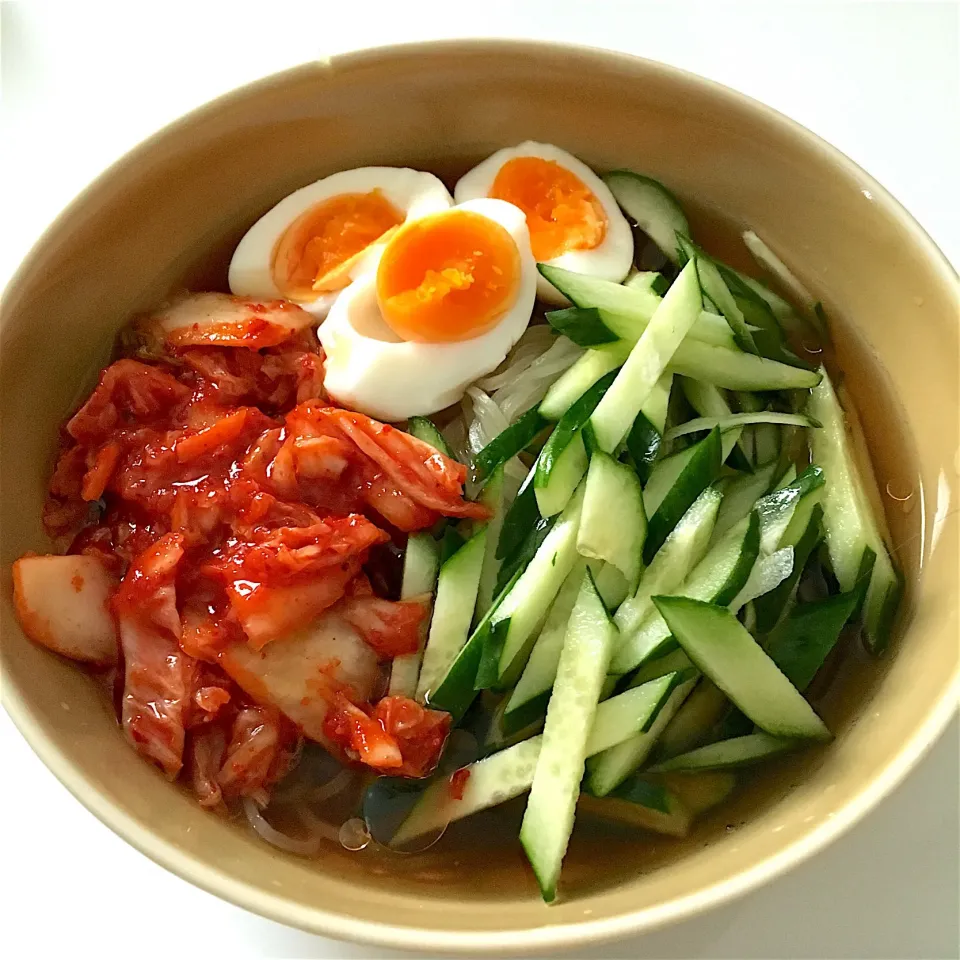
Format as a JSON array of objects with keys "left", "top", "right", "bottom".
[
  {"left": 454, "top": 142, "right": 634, "bottom": 303},
  {"left": 317, "top": 198, "right": 537, "bottom": 421},
  {"left": 228, "top": 167, "right": 453, "bottom": 320}
]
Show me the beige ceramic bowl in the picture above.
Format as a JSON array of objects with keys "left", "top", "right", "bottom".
[{"left": 1, "top": 41, "right": 958, "bottom": 955}]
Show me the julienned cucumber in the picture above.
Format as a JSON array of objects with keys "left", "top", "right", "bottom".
[
  {"left": 653, "top": 596, "right": 831, "bottom": 740},
  {"left": 677, "top": 234, "right": 759, "bottom": 355},
  {"left": 653, "top": 680, "right": 730, "bottom": 761},
  {"left": 415, "top": 527, "right": 487, "bottom": 701},
  {"left": 644, "top": 428, "right": 723, "bottom": 564},
  {"left": 713, "top": 462, "right": 779, "bottom": 542},
  {"left": 604, "top": 170, "right": 689, "bottom": 264},
  {"left": 539, "top": 348, "right": 623, "bottom": 421},
  {"left": 392, "top": 676, "right": 677, "bottom": 846},
  {"left": 473, "top": 407, "right": 546, "bottom": 482},
  {"left": 579, "top": 780, "right": 691, "bottom": 837},
  {"left": 614, "top": 486, "right": 722, "bottom": 641},
  {"left": 611, "top": 510, "right": 759, "bottom": 674},
  {"left": 534, "top": 370, "right": 616, "bottom": 517},
  {"left": 585, "top": 678, "right": 697, "bottom": 796},
  {"left": 663, "top": 412, "right": 818, "bottom": 444},
  {"left": 388, "top": 532, "right": 441, "bottom": 697},
  {"left": 670, "top": 339, "right": 821, "bottom": 391},
  {"left": 625, "top": 271, "right": 670, "bottom": 296},
  {"left": 475, "top": 468, "right": 506, "bottom": 617},
  {"left": 809, "top": 368, "right": 901, "bottom": 651},
  {"left": 545, "top": 306, "right": 620, "bottom": 347},
  {"left": 649, "top": 732, "right": 800, "bottom": 772},
  {"left": 406, "top": 416, "right": 452, "bottom": 457},
  {"left": 505, "top": 561, "right": 586, "bottom": 719},
  {"left": 590, "top": 261, "right": 703, "bottom": 454},
  {"left": 578, "top": 450, "right": 646, "bottom": 593},
  {"left": 520, "top": 570, "right": 614, "bottom": 901},
  {"left": 680, "top": 377, "right": 750, "bottom": 467},
  {"left": 486, "top": 484, "right": 585, "bottom": 687}
]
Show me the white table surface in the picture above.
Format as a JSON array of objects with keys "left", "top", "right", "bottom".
[{"left": 1, "top": 3, "right": 958, "bottom": 958}]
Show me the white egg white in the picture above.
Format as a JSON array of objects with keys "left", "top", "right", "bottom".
[
  {"left": 317, "top": 198, "right": 537, "bottom": 422},
  {"left": 228, "top": 167, "right": 453, "bottom": 320},
  {"left": 454, "top": 141, "right": 634, "bottom": 304}
]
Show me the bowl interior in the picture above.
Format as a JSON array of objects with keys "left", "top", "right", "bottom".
[{"left": 1, "top": 42, "right": 957, "bottom": 953}]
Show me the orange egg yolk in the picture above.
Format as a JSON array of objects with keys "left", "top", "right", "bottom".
[
  {"left": 376, "top": 209, "right": 521, "bottom": 343},
  {"left": 272, "top": 190, "right": 404, "bottom": 300},
  {"left": 489, "top": 156, "right": 608, "bottom": 262}
]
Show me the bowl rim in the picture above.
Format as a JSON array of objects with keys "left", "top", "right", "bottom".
[{"left": 2, "top": 37, "right": 958, "bottom": 956}]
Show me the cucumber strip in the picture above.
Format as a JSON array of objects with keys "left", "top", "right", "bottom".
[
  {"left": 585, "top": 678, "right": 697, "bottom": 796},
  {"left": 728, "top": 546, "right": 794, "bottom": 610},
  {"left": 614, "top": 487, "right": 722, "bottom": 640},
  {"left": 668, "top": 339, "right": 821, "bottom": 391},
  {"left": 680, "top": 377, "right": 750, "bottom": 467},
  {"left": 407, "top": 415, "right": 453, "bottom": 457},
  {"left": 488, "top": 484, "right": 586, "bottom": 685},
  {"left": 644, "top": 428, "right": 723, "bottom": 564},
  {"left": 809, "top": 368, "right": 901, "bottom": 651},
  {"left": 611, "top": 511, "right": 760, "bottom": 674},
  {"left": 579, "top": 781, "right": 691, "bottom": 837},
  {"left": 663, "top": 412, "right": 818, "bottom": 444},
  {"left": 754, "top": 465, "right": 825, "bottom": 555},
  {"left": 425, "top": 567, "right": 522, "bottom": 723},
  {"left": 415, "top": 527, "right": 488, "bottom": 701},
  {"left": 775, "top": 463, "right": 798, "bottom": 490},
  {"left": 753, "top": 504, "right": 824, "bottom": 633},
  {"left": 713, "top": 461, "right": 779, "bottom": 542},
  {"left": 604, "top": 170, "right": 689, "bottom": 264},
  {"left": 393, "top": 677, "right": 676, "bottom": 846},
  {"left": 539, "top": 347, "right": 624, "bottom": 420},
  {"left": 495, "top": 467, "right": 541, "bottom": 563},
  {"left": 504, "top": 560, "right": 586, "bottom": 719},
  {"left": 578, "top": 450, "right": 647, "bottom": 592},
  {"left": 535, "top": 369, "right": 618, "bottom": 516},
  {"left": 388, "top": 532, "right": 441, "bottom": 698},
  {"left": 729, "top": 269, "right": 797, "bottom": 323},
  {"left": 473, "top": 407, "right": 546, "bottom": 482},
  {"left": 653, "top": 680, "right": 730, "bottom": 760},
  {"left": 587, "top": 674, "right": 680, "bottom": 752},
  {"left": 629, "top": 646, "right": 694, "bottom": 686},
  {"left": 521, "top": 570, "right": 615, "bottom": 901},
  {"left": 545, "top": 306, "right": 620, "bottom": 346},
  {"left": 678, "top": 234, "right": 759, "bottom": 355},
  {"left": 765, "top": 590, "right": 860, "bottom": 691},
  {"left": 590, "top": 261, "right": 703, "bottom": 453},
  {"left": 642, "top": 372, "right": 673, "bottom": 435},
  {"left": 649, "top": 732, "right": 800, "bottom": 772},
  {"left": 592, "top": 561, "right": 630, "bottom": 609},
  {"left": 742, "top": 230, "right": 817, "bottom": 312},
  {"left": 653, "top": 596, "right": 831, "bottom": 740},
  {"left": 535, "top": 433, "right": 587, "bottom": 518},
  {"left": 626, "top": 411, "right": 662, "bottom": 486},
  {"left": 660, "top": 770, "right": 737, "bottom": 815},
  {"left": 625, "top": 271, "right": 670, "bottom": 296},
  {"left": 642, "top": 445, "right": 696, "bottom": 517},
  {"left": 484, "top": 697, "right": 547, "bottom": 756},
  {"left": 475, "top": 468, "right": 506, "bottom": 617}
]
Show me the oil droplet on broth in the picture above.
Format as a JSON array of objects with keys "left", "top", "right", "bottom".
[{"left": 339, "top": 817, "right": 371, "bottom": 852}]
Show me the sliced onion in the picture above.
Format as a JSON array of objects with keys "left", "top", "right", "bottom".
[{"left": 476, "top": 324, "right": 557, "bottom": 392}]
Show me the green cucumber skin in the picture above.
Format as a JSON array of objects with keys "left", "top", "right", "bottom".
[
  {"left": 473, "top": 407, "right": 546, "bottom": 482},
  {"left": 653, "top": 595, "right": 831, "bottom": 741},
  {"left": 407, "top": 416, "right": 453, "bottom": 457},
  {"left": 649, "top": 732, "right": 801, "bottom": 772},
  {"left": 545, "top": 306, "right": 620, "bottom": 346},
  {"left": 765, "top": 590, "right": 859, "bottom": 691},
  {"left": 626, "top": 411, "right": 662, "bottom": 485},
  {"left": 644, "top": 428, "right": 723, "bottom": 564}
]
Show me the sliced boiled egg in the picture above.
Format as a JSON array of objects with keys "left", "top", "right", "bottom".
[
  {"left": 317, "top": 198, "right": 537, "bottom": 421},
  {"left": 454, "top": 142, "right": 634, "bottom": 303},
  {"left": 228, "top": 167, "right": 454, "bottom": 320}
]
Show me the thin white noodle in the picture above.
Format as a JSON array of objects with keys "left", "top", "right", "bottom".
[
  {"left": 492, "top": 336, "right": 582, "bottom": 423},
  {"left": 243, "top": 797, "right": 333, "bottom": 855},
  {"left": 476, "top": 325, "right": 557, "bottom": 392},
  {"left": 309, "top": 768, "right": 356, "bottom": 805}
]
